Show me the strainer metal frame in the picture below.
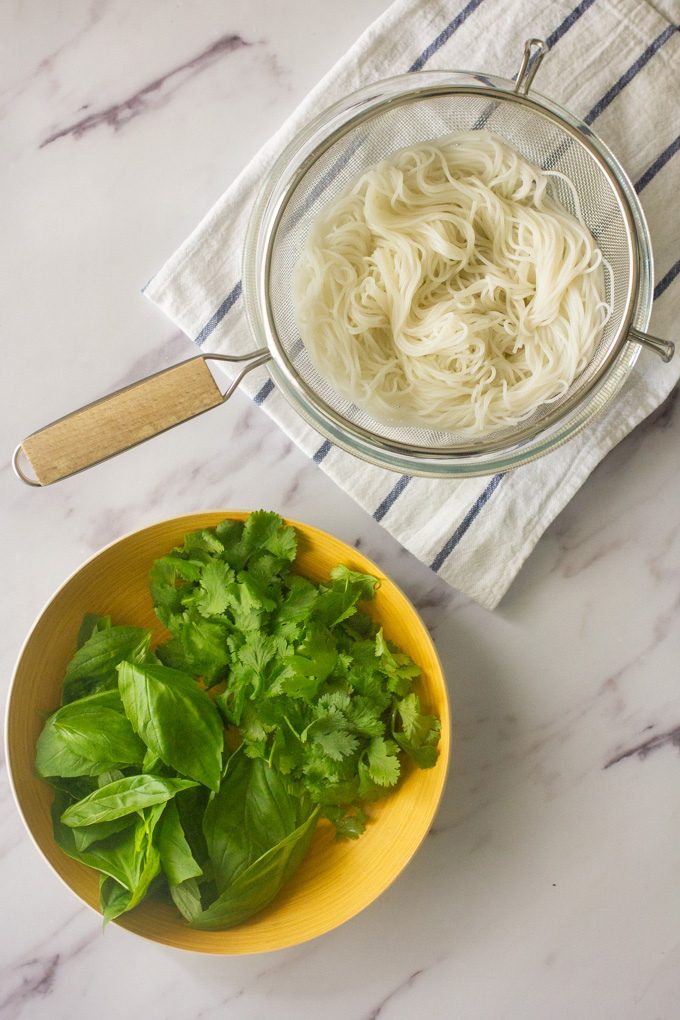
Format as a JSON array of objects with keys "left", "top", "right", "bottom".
[
  {"left": 252, "top": 84, "right": 641, "bottom": 456},
  {"left": 243, "top": 42, "right": 671, "bottom": 476}
]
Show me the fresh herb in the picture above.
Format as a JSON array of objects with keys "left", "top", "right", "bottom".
[{"left": 36, "top": 511, "right": 441, "bottom": 930}]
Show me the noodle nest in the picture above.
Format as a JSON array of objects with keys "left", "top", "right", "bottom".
[{"left": 291, "top": 131, "right": 610, "bottom": 436}]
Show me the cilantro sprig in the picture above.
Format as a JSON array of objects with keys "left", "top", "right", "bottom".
[{"left": 149, "top": 511, "right": 441, "bottom": 837}]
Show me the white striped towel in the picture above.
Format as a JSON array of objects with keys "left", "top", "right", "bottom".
[{"left": 145, "top": 0, "right": 680, "bottom": 610}]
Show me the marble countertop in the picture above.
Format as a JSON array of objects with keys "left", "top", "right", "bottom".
[{"left": 3, "top": 2, "right": 680, "bottom": 1018}]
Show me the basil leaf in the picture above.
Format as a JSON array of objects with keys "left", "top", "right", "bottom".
[
  {"left": 51, "top": 792, "right": 158, "bottom": 890},
  {"left": 62, "top": 626, "right": 152, "bottom": 705},
  {"left": 97, "top": 803, "right": 165, "bottom": 926},
  {"left": 76, "top": 614, "right": 112, "bottom": 649},
  {"left": 98, "top": 769, "right": 125, "bottom": 787},
  {"left": 99, "top": 875, "right": 133, "bottom": 926},
  {"left": 203, "top": 756, "right": 315, "bottom": 894},
  {"left": 175, "top": 785, "right": 210, "bottom": 867},
  {"left": 35, "top": 700, "right": 145, "bottom": 778},
  {"left": 60, "top": 775, "right": 198, "bottom": 827},
  {"left": 117, "top": 662, "right": 224, "bottom": 792},
  {"left": 170, "top": 876, "right": 203, "bottom": 922},
  {"left": 72, "top": 815, "right": 134, "bottom": 852},
  {"left": 157, "top": 800, "right": 203, "bottom": 886},
  {"left": 191, "top": 806, "right": 319, "bottom": 930}
]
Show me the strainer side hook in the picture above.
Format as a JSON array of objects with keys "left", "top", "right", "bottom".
[{"left": 514, "top": 38, "right": 548, "bottom": 95}]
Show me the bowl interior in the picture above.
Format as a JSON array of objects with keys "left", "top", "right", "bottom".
[{"left": 7, "top": 512, "right": 449, "bottom": 953}]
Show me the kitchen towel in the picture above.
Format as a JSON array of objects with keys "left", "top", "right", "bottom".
[{"left": 144, "top": 0, "right": 680, "bottom": 610}]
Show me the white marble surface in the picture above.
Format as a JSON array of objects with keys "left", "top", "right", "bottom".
[{"left": 3, "top": 2, "right": 680, "bottom": 1018}]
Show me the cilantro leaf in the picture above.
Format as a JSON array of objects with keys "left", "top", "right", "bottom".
[
  {"left": 322, "top": 805, "right": 367, "bottom": 839},
  {"left": 392, "top": 693, "right": 441, "bottom": 769},
  {"left": 312, "top": 730, "right": 359, "bottom": 762},
  {"left": 366, "top": 737, "right": 401, "bottom": 787},
  {"left": 182, "top": 559, "right": 234, "bottom": 618},
  {"left": 328, "top": 565, "right": 379, "bottom": 600}
]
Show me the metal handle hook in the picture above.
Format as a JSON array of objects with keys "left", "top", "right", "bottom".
[
  {"left": 514, "top": 38, "right": 548, "bottom": 95},
  {"left": 628, "top": 327, "right": 675, "bottom": 363}
]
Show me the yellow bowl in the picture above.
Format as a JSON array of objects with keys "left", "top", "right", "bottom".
[{"left": 6, "top": 511, "right": 450, "bottom": 953}]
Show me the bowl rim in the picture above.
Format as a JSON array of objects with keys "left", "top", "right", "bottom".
[{"left": 6, "top": 509, "right": 451, "bottom": 953}]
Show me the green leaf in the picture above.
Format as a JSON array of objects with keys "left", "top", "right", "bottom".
[
  {"left": 35, "top": 699, "right": 146, "bottom": 778},
  {"left": 235, "top": 631, "right": 288, "bottom": 698},
  {"left": 214, "top": 519, "right": 250, "bottom": 571},
  {"left": 262, "top": 524, "right": 297, "bottom": 562},
  {"left": 51, "top": 791, "right": 165, "bottom": 899},
  {"left": 392, "top": 693, "right": 441, "bottom": 769},
  {"left": 98, "top": 769, "right": 125, "bottom": 787},
  {"left": 157, "top": 800, "right": 203, "bottom": 886},
  {"left": 99, "top": 876, "right": 133, "bottom": 926},
  {"left": 175, "top": 785, "right": 211, "bottom": 867},
  {"left": 76, "top": 614, "right": 112, "bottom": 649},
  {"left": 346, "top": 697, "right": 386, "bottom": 739},
  {"left": 142, "top": 748, "right": 164, "bottom": 774},
  {"left": 313, "top": 590, "right": 358, "bottom": 631},
  {"left": 323, "top": 805, "right": 367, "bottom": 839},
  {"left": 156, "top": 611, "right": 231, "bottom": 684},
  {"left": 202, "top": 756, "right": 316, "bottom": 895},
  {"left": 191, "top": 803, "right": 319, "bottom": 930},
  {"left": 312, "top": 568, "right": 378, "bottom": 631},
  {"left": 183, "top": 528, "right": 225, "bottom": 557},
  {"left": 61, "top": 626, "right": 152, "bottom": 705},
  {"left": 117, "top": 662, "right": 224, "bottom": 791},
  {"left": 393, "top": 734, "right": 439, "bottom": 769},
  {"left": 396, "top": 693, "right": 440, "bottom": 743},
  {"left": 182, "top": 559, "right": 234, "bottom": 618},
  {"left": 374, "top": 629, "right": 421, "bottom": 696},
  {"left": 366, "top": 737, "right": 401, "bottom": 787},
  {"left": 170, "top": 876, "right": 203, "bottom": 922},
  {"left": 72, "top": 814, "right": 134, "bottom": 852},
  {"left": 273, "top": 576, "right": 319, "bottom": 635},
  {"left": 267, "top": 724, "right": 305, "bottom": 776},
  {"left": 281, "top": 627, "right": 337, "bottom": 695},
  {"left": 312, "top": 729, "right": 359, "bottom": 762},
  {"left": 357, "top": 760, "right": 392, "bottom": 802},
  {"left": 60, "top": 775, "right": 198, "bottom": 827},
  {"left": 241, "top": 511, "right": 287, "bottom": 557},
  {"left": 98, "top": 804, "right": 165, "bottom": 926},
  {"left": 328, "top": 565, "right": 379, "bottom": 601}
]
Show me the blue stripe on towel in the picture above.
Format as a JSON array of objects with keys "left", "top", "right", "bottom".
[
  {"left": 584, "top": 24, "right": 678, "bottom": 125},
  {"left": 254, "top": 379, "right": 275, "bottom": 405},
  {"left": 545, "top": 0, "right": 598, "bottom": 49},
  {"left": 635, "top": 134, "right": 680, "bottom": 192},
  {"left": 654, "top": 259, "right": 680, "bottom": 301},
  {"left": 430, "top": 473, "right": 504, "bottom": 572},
  {"left": 408, "top": 0, "right": 486, "bottom": 72},
  {"left": 373, "top": 475, "right": 412, "bottom": 522},
  {"left": 313, "top": 439, "right": 333, "bottom": 464},
  {"left": 194, "top": 279, "right": 243, "bottom": 346}
]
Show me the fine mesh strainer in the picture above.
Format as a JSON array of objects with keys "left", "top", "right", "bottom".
[{"left": 14, "top": 40, "right": 674, "bottom": 486}]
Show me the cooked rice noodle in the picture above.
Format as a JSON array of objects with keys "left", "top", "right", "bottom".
[{"left": 291, "top": 131, "right": 611, "bottom": 435}]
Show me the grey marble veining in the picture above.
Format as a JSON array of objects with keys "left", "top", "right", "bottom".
[{"left": 3, "top": 2, "right": 680, "bottom": 1019}]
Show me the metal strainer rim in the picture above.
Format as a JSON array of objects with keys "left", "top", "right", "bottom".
[{"left": 243, "top": 59, "right": 651, "bottom": 469}]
